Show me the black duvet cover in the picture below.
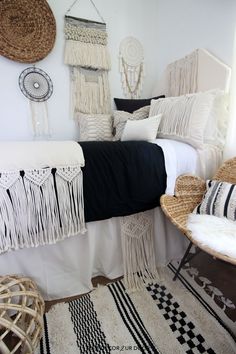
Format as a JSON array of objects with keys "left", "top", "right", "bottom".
[{"left": 79, "top": 141, "right": 166, "bottom": 222}]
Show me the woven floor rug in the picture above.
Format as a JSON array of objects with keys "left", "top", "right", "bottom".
[
  {"left": 37, "top": 266, "right": 236, "bottom": 354},
  {"left": 169, "top": 260, "right": 236, "bottom": 338}
]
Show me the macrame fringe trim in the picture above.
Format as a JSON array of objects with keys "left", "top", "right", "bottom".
[
  {"left": 121, "top": 211, "right": 160, "bottom": 292},
  {"left": 166, "top": 49, "right": 198, "bottom": 97},
  {"left": 0, "top": 167, "right": 86, "bottom": 254},
  {"left": 65, "top": 40, "right": 111, "bottom": 70}
]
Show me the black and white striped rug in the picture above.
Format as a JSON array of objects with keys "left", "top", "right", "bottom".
[{"left": 37, "top": 267, "right": 236, "bottom": 354}]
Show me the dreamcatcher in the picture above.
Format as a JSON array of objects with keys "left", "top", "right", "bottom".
[
  {"left": 19, "top": 67, "right": 53, "bottom": 137},
  {"left": 119, "top": 36, "right": 145, "bottom": 99}
]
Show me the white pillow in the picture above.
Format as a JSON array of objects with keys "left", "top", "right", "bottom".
[
  {"left": 121, "top": 114, "right": 162, "bottom": 141},
  {"left": 149, "top": 89, "right": 227, "bottom": 149},
  {"left": 203, "top": 91, "right": 229, "bottom": 148},
  {"left": 113, "top": 105, "right": 150, "bottom": 140}
]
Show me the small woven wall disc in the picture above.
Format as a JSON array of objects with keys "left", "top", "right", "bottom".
[{"left": 0, "top": 0, "right": 56, "bottom": 63}]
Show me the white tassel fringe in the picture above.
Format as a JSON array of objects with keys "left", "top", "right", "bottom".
[
  {"left": 121, "top": 210, "right": 160, "bottom": 292},
  {"left": 65, "top": 40, "right": 111, "bottom": 70},
  {"left": 0, "top": 167, "right": 86, "bottom": 254}
]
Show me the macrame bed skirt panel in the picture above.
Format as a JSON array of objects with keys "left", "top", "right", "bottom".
[
  {"left": 0, "top": 207, "right": 188, "bottom": 300},
  {"left": 121, "top": 210, "right": 160, "bottom": 291}
]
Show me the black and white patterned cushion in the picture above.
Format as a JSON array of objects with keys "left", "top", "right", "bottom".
[{"left": 194, "top": 180, "right": 236, "bottom": 221}]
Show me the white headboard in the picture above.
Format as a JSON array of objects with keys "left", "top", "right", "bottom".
[
  {"left": 153, "top": 48, "right": 231, "bottom": 97},
  {"left": 197, "top": 48, "right": 231, "bottom": 93}
]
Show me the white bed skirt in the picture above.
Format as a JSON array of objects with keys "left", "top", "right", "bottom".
[{"left": 0, "top": 208, "right": 188, "bottom": 300}]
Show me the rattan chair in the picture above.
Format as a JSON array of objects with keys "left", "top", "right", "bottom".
[{"left": 160, "top": 157, "right": 236, "bottom": 281}]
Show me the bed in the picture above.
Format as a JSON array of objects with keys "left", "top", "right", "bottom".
[{"left": 0, "top": 49, "right": 231, "bottom": 300}]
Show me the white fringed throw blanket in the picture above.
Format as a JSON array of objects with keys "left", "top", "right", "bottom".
[{"left": 0, "top": 141, "right": 85, "bottom": 254}]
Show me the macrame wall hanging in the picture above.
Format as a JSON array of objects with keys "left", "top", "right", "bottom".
[
  {"left": 64, "top": 0, "right": 111, "bottom": 118},
  {"left": 19, "top": 66, "right": 53, "bottom": 138},
  {"left": 119, "top": 36, "right": 145, "bottom": 99}
]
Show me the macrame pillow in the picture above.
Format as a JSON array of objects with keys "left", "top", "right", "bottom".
[
  {"left": 114, "top": 95, "right": 164, "bottom": 113},
  {"left": 193, "top": 180, "right": 236, "bottom": 221},
  {"left": 77, "top": 113, "right": 113, "bottom": 141},
  {"left": 113, "top": 105, "right": 150, "bottom": 140},
  {"left": 121, "top": 114, "right": 162, "bottom": 142},
  {"left": 149, "top": 89, "right": 226, "bottom": 149}
]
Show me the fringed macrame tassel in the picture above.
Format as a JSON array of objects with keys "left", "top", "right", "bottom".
[
  {"left": 167, "top": 49, "right": 198, "bottom": 97},
  {"left": 120, "top": 210, "right": 160, "bottom": 292},
  {"left": 0, "top": 167, "right": 86, "bottom": 254},
  {"left": 65, "top": 40, "right": 111, "bottom": 70},
  {"left": 0, "top": 186, "right": 19, "bottom": 252},
  {"left": 22, "top": 172, "right": 61, "bottom": 245},
  {"left": 55, "top": 168, "right": 86, "bottom": 236}
]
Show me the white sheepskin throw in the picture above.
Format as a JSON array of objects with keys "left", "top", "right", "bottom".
[{"left": 187, "top": 214, "right": 236, "bottom": 258}]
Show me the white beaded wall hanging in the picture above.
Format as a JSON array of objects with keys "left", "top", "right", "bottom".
[{"left": 119, "top": 36, "right": 145, "bottom": 99}]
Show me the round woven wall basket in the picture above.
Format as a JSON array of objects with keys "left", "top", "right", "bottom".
[
  {"left": 0, "top": 0, "right": 56, "bottom": 63},
  {"left": 0, "top": 275, "right": 45, "bottom": 353}
]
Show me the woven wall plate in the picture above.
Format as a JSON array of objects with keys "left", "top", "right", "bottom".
[
  {"left": 0, "top": 0, "right": 56, "bottom": 63},
  {"left": 19, "top": 67, "right": 53, "bottom": 102}
]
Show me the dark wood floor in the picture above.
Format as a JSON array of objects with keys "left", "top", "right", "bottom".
[
  {"left": 45, "top": 275, "right": 122, "bottom": 312},
  {"left": 188, "top": 251, "right": 236, "bottom": 322}
]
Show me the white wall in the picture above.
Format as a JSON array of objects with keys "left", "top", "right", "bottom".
[
  {"left": 155, "top": 0, "right": 236, "bottom": 79},
  {"left": 0, "top": 0, "right": 159, "bottom": 141},
  {"left": 0, "top": 0, "right": 236, "bottom": 141}
]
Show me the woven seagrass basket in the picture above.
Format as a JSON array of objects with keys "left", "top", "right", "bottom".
[
  {"left": 0, "top": 275, "right": 44, "bottom": 354},
  {"left": 0, "top": 0, "right": 56, "bottom": 63}
]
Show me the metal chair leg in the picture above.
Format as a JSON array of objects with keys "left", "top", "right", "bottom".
[{"left": 173, "top": 241, "right": 193, "bottom": 281}]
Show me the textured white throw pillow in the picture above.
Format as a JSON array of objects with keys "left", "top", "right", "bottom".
[
  {"left": 149, "top": 89, "right": 226, "bottom": 149},
  {"left": 203, "top": 91, "right": 228, "bottom": 148},
  {"left": 121, "top": 114, "right": 162, "bottom": 141},
  {"left": 77, "top": 112, "right": 113, "bottom": 141},
  {"left": 113, "top": 105, "right": 150, "bottom": 140}
]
